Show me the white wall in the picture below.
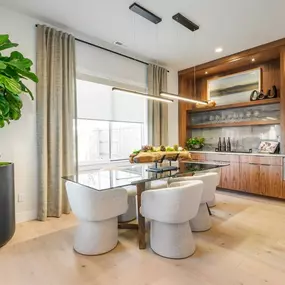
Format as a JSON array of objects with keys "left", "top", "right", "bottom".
[
  {"left": 0, "top": 6, "right": 179, "bottom": 223},
  {"left": 0, "top": 7, "right": 38, "bottom": 223}
]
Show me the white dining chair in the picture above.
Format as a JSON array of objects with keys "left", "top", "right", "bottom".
[
  {"left": 100, "top": 166, "right": 137, "bottom": 223},
  {"left": 141, "top": 181, "right": 203, "bottom": 259},
  {"left": 168, "top": 172, "right": 218, "bottom": 231},
  {"left": 65, "top": 181, "right": 128, "bottom": 255},
  {"left": 197, "top": 168, "right": 221, "bottom": 207}
]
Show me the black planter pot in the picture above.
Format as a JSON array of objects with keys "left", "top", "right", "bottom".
[{"left": 0, "top": 163, "right": 15, "bottom": 247}]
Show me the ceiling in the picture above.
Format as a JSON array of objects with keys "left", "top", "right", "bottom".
[{"left": 1, "top": 0, "right": 285, "bottom": 70}]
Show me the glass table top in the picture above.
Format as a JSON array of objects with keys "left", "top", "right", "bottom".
[{"left": 62, "top": 161, "right": 229, "bottom": 191}]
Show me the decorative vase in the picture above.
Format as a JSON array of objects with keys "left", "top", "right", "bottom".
[
  {"left": 0, "top": 163, "right": 15, "bottom": 247},
  {"left": 192, "top": 144, "right": 203, "bottom": 150}
]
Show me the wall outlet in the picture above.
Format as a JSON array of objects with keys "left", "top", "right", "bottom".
[{"left": 18, "top": 193, "right": 25, "bottom": 203}]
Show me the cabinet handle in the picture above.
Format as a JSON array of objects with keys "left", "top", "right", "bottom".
[
  {"left": 249, "top": 163, "right": 259, "bottom": 165},
  {"left": 260, "top": 164, "right": 271, "bottom": 166}
]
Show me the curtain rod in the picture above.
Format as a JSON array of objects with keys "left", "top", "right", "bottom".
[{"left": 35, "top": 24, "right": 169, "bottom": 72}]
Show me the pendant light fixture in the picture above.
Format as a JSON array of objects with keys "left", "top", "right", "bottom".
[
  {"left": 160, "top": 13, "right": 207, "bottom": 105},
  {"left": 112, "top": 87, "right": 173, "bottom": 103},
  {"left": 111, "top": 4, "right": 172, "bottom": 104},
  {"left": 160, "top": 92, "right": 207, "bottom": 105}
]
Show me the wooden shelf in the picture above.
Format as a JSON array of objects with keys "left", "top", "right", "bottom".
[
  {"left": 189, "top": 120, "right": 280, "bottom": 129},
  {"left": 188, "top": 98, "right": 280, "bottom": 114}
]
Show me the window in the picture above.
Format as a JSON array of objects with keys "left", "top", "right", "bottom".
[
  {"left": 76, "top": 79, "right": 146, "bottom": 166},
  {"left": 77, "top": 119, "right": 143, "bottom": 165}
]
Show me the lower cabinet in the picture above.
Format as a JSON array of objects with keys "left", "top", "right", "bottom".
[
  {"left": 191, "top": 152, "right": 285, "bottom": 199},
  {"left": 260, "top": 165, "right": 282, "bottom": 198},
  {"left": 221, "top": 162, "right": 240, "bottom": 191},
  {"left": 239, "top": 156, "right": 283, "bottom": 198}
]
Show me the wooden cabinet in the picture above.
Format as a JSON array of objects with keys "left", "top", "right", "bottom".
[
  {"left": 190, "top": 153, "right": 206, "bottom": 161},
  {"left": 193, "top": 153, "right": 284, "bottom": 199},
  {"left": 239, "top": 156, "right": 283, "bottom": 198},
  {"left": 221, "top": 161, "right": 240, "bottom": 191},
  {"left": 205, "top": 153, "right": 240, "bottom": 190},
  {"left": 260, "top": 165, "right": 282, "bottom": 198}
]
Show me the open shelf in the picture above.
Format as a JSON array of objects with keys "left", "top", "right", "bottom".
[
  {"left": 188, "top": 98, "right": 280, "bottom": 114},
  {"left": 189, "top": 120, "right": 280, "bottom": 129}
]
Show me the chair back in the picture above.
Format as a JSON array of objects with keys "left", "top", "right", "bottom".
[
  {"left": 65, "top": 181, "right": 128, "bottom": 221},
  {"left": 169, "top": 172, "right": 218, "bottom": 203},
  {"left": 141, "top": 180, "right": 203, "bottom": 223}
]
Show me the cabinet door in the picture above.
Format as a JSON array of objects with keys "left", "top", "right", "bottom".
[
  {"left": 260, "top": 165, "right": 282, "bottom": 198},
  {"left": 247, "top": 163, "right": 260, "bottom": 194},
  {"left": 220, "top": 163, "right": 240, "bottom": 190},
  {"left": 190, "top": 153, "right": 206, "bottom": 161},
  {"left": 239, "top": 162, "right": 249, "bottom": 191}
]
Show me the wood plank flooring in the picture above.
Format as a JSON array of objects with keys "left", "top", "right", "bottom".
[{"left": 1, "top": 191, "right": 285, "bottom": 285}]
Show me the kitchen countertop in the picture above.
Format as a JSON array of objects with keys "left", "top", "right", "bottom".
[{"left": 189, "top": 150, "right": 285, "bottom": 157}]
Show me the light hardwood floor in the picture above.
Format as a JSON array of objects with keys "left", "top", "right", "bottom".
[{"left": 1, "top": 191, "right": 285, "bottom": 285}]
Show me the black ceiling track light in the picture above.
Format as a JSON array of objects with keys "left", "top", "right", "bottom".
[
  {"left": 129, "top": 3, "right": 162, "bottom": 24},
  {"left": 172, "top": 13, "right": 199, "bottom": 32}
]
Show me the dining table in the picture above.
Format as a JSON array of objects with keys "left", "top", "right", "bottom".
[{"left": 63, "top": 160, "right": 229, "bottom": 249}]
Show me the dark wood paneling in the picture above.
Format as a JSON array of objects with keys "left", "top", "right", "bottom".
[{"left": 280, "top": 48, "right": 285, "bottom": 153}]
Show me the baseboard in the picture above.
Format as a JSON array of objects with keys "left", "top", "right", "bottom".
[{"left": 16, "top": 210, "right": 37, "bottom": 224}]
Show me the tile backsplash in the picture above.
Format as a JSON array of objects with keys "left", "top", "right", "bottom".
[{"left": 192, "top": 124, "right": 281, "bottom": 152}]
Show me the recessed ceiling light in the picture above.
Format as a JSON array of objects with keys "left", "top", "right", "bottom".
[
  {"left": 251, "top": 58, "right": 255, "bottom": 62},
  {"left": 215, "top": 47, "right": 223, "bottom": 53},
  {"left": 205, "top": 71, "right": 208, "bottom": 74}
]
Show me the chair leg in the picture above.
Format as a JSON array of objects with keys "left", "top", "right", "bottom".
[{"left": 207, "top": 203, "right": 212, "bottom": 216}]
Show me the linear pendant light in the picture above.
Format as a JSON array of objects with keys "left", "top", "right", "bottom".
[
  {"left": 160, "top": 92, "right": 208, "bottom": 105},
  {"left": 112, "top": 87, "right": 173, "bottom": 103}
]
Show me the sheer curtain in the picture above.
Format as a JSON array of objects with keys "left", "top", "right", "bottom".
[
  {"left": 36, "top": 25, "right": 77, "bottom": 220},
  {"left": 147, "top": 64, "right": 168, "bottom": 146}
]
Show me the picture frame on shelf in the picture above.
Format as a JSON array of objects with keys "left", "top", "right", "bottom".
[
  {"left": 258, "top": 140, "right": 279, "bottom": 154},
  {"left": 207, "top": 68, "right": 261, "bottom": 106}
]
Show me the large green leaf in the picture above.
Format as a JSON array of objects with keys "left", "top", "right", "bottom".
[
  {"left": 10, "top": 51, "right": 24, "bottom": 60},
  {"left": 0, "top": 61, "right": 6, "bottom": 69},
  {"left": 2, "top": 66, "right": 20, "bottom": 81},
  {"left": 19, "top": 81, "right": 34, "bottom": 100},
  {"left": 0, "top": 95, "right": 9, "bottom": 116},
  {"left": 5, "top": 92, "right": 23, "bottom": 109},
  {"left": 0, "top": 74, "right": 22, "bottom": 94},
  {"left": 0, "top": 41, "right": 18, "bottom": 51},
  {"left": 16, "top": 69, "right": 38, "bottom": 83},
  {"left": 6, "top": 60, "right": 38, "bottom": 83},
  {"left": 9, "top": 104, "right": 21, "bottom": 120},
  {"left": 0, "top": 35, "right": 9, "bottom": 45},
  {"left": 0, "top": 115, "right": 5, "bottom": 128}
]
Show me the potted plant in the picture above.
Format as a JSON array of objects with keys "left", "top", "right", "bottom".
[
  {"left": 186, "top": 137, "right": 205, "bottom": 150},
  {"left": 0, "top": 34, "right": 38, "bottom": 247}
]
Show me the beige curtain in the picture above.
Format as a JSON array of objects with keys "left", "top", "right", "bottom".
[
  {"left": 36, "top": 25, "right": 77, "bottom": 221},
  {"left": 148, "top": 64, "right": 168, "bottom": 146}
]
